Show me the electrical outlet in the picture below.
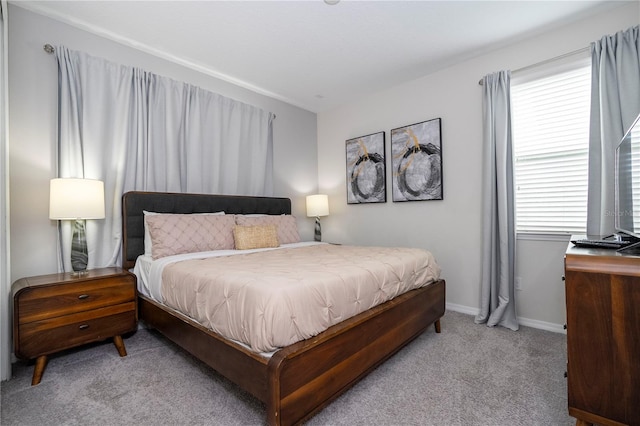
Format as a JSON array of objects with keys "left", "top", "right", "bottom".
[{"left": 515, "top": 277, "right": 523, "bottom": 291}]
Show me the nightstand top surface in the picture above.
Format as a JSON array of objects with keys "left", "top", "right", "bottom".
[{"left": 12, "top": 267, "right": 132, "bottom": 295}]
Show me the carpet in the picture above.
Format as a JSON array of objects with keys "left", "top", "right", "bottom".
[{"left": 1, "top": 311, "right": 574, "bottom": 425}]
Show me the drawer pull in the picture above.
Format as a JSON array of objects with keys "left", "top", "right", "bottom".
[
  {"left": 78, "top": 294, "right": 90, "bottom": 300},
  {"left": 78, "top": 324, "right": 90, "bottom": 330}
]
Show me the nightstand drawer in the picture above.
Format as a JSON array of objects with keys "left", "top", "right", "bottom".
[
  {"left": 16, "top": 276, "right": 135, "bottom": 323},
  {"left": 16, "top": 302, "right": 137, "bottom": 358}
]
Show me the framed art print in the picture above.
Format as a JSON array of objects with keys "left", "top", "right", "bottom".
[
  {"left": 391, "top": 118, "right": 442, "bottom": 202},
  {"left": 346, "top": 131, "right": 386, "bottom": 204}
]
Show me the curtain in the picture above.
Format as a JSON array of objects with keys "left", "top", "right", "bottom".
[
  {"left": 475, "top": 71, "right": 519, "bottom": 331},
  {"left": 0, "top": 0, "right": 10, "bottom": 381},
  {"left": 55, "top": 47, "right": 274, "bottom": 271},
  {"left": 137, "top": 75, "right": 273, "bottom": 194},
  {"left": 587, "top": 25, "right": 640, "bottom": 235}
]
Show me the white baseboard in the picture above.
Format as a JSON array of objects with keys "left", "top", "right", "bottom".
[
  {"left": 445, "top": 302, "right": 566, "bottom": 334},
  {"left": 445, "top": 302, "right": 480, "bottom": 316},
  {"left": 517, "top": 317, "right": 566, "bottom": 334}
]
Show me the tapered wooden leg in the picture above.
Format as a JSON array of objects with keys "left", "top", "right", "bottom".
[
  {"left": 113, "top": 335, "right": 127, "bottom": 357},
  {"left": 434, "top": 319, "right": 441, "bottom": 333},
  {"left": 31, "top": 355, "right": 47, "bottom": 386},
  {"left": 576, "top": 420, "right": 593, "bottom": 426}
]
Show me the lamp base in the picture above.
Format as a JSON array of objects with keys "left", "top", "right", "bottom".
[
  {"left": 71, "top": 219, "right": 88, "bottom": 274},
  {"left": 314, "top": 217, "right": 322, "bottom": 242}
]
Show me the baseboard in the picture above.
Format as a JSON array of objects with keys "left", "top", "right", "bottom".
[
  {"left": 445, "top": 302, "right": 479, "bottom": 316},
  {"left": 445, "top": 302, "right": 566, "bottom": 334},
  {"left": 518, "top": 317, "right": 566, "bottom": 334}
]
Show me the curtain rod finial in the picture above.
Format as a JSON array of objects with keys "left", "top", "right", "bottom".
[{"left": 43, "top": 44, "right": 54, "bottom": 54}]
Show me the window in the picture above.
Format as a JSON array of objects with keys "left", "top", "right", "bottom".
[{"left": 511, "top": 56, "right": 591, "bottom": 235}]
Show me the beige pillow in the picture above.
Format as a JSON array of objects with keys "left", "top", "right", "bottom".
[
  {"left": 235, "top": 215, "right": 300, "bottom": 244},
  {"left": 146, "top": 214, "right": 235, "bottom": 259},
  {"left": 143, "top": 211, "right": 224, "bottom": 256},
  {"left": 233, "top": 225, "right": 279, "bottom": 250}
]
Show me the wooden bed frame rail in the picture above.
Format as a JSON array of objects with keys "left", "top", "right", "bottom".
[
  {"left": 139, "top": 280, "right": 445, "bottom": 425},
  {"left": 267, "top": 279, "right": 445, "bottom": 425}
]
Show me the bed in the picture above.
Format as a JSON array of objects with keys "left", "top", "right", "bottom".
[{"left": 122, "top": 191, "right": 446, "bottom": 425}]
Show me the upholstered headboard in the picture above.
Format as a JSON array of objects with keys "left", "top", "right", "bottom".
[{"left": 121, "top": 191, "right": 292, "bottom": 269}]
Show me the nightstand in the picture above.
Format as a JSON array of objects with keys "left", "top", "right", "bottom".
[{"left": 12, "top": 267, "right": 138, "bottom": 385}]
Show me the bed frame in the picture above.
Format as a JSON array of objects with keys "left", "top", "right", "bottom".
[{"left": 122, "top": 191, "right": 446, "bottom": 425}]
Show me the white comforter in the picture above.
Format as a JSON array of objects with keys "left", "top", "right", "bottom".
[{"left": 134, "top": 242, "right": 441, "bottom": 352}]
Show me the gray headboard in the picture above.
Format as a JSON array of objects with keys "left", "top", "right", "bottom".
[{"left": 121, "top": 191, "right": 292, "bottom": 269}]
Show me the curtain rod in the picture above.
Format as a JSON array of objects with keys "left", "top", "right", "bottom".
[
  {"left": 41, "top": 42, "right": 277, "bottom": 119},
  {"left": 478, "top": 46, "right": 590, "bottom": 85}
]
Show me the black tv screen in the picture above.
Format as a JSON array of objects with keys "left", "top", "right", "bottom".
[{"left": 615, "top": 112, "right": 640, "bottom": 239}]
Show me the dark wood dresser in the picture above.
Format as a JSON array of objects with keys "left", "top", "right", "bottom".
[
  {"left": 564, "top": 242, "right": 640, "bottom": 426},
  {"left": 12, "top": 267, "right": 137, "bottom": 385}
]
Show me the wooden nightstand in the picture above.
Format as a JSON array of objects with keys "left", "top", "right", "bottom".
[{"left": 12, "top": 267, "right": 138, "bottom": 385}]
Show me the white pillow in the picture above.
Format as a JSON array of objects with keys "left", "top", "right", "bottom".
[{"left": 143, "top": 210, "right": 225, "bottom": 256}]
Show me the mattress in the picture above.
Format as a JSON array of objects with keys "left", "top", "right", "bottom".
[{"left": 134, "top": 242, "right": 441, "bottom": 352}]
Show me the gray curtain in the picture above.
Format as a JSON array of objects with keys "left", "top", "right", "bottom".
[
  {"left": 475, "top": 71, "right": 519, "bottom": 331},
  {"left": 587, "top": 25, "right": 640, "bottom": 235},
  {"left": 55, "top": 46, "right": 274, "bottom": 271},
  {"left": 0, "top": 0, "right": 10, "bottom": 382}
]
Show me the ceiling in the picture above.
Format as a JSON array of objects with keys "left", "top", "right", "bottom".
[{"left": 14, "top": 0, "right": 633, "bottom": 113}]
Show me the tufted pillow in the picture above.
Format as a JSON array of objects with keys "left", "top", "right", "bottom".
[
  {"left": 235, "top": 214, "right": 300, "bottom": 244},
  {"left": 146, "top": 213, "right": 235, "bottom": 259},
  {"left": 233, "top": 225, "right": 279, "bottom": 250},
  {"left": 143, "top": 211, "right": 224, "bottom": 256}
]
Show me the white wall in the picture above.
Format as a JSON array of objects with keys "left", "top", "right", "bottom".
[
  {"left": 3, "top": 5, "right": 318, "bottom": 380},
  {"left": 7, "top": 4, "right": 318, "bottom": 282},
  {"left": 317, "top": 3, "right": 639, "bottom": 329}
]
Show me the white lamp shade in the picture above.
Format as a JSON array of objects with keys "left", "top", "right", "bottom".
[
  {"left": 306, "top": 194, "right": 329, "bottom": 217},
  {"left": 49, "top": 178, "right": 106, "bottom": 220}
]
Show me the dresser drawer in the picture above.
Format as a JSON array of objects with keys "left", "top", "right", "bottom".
[
  {"left": 16, "top": 302, "right": 137, "bottom": 359},
  {"left": 16, "top": 276, "right": 135, "bottom": 323}
]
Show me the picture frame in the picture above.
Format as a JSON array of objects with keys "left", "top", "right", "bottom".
[
  {"left": 346, "top": 131, "right": 386, "bottom": 204},
  {"left": 391, "top": 118, "right": 442, "bottom": 202}
]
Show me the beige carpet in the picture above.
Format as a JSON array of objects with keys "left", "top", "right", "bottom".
[{"left": 1, "top": 311, "right": 574, "bottom": 425}]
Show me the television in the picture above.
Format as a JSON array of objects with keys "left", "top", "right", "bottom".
[{"left": 615, "top": 111, "right": 640, "bottom": 251}]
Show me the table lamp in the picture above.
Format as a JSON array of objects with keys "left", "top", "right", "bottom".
[
  {"left": 49, "top": 178, "right": 105, "bottom": 274},
  {"left": 306, "top": 194, "right": 329, "bottom": 242}
]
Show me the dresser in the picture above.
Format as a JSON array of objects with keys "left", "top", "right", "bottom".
[
  {"left": 564, "top": 242, "right": 640, "bottom": 426},
  {"left": 12, "top": 267, "right": 138, "bottom": 385}
]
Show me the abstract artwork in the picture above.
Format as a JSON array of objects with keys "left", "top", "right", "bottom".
[
  {"left": 346, "top": 132, "right": 386, "bottom": 204},
  {"left": 391, "top": 118, "right": 442, "bottom": 202}
]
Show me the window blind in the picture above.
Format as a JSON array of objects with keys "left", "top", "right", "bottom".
[
  {"left": 629, "top": 124, "right": 640, "bottom": 231},
  {"left": 511, "top": 63, "right": 591, "bottom": 234}
]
